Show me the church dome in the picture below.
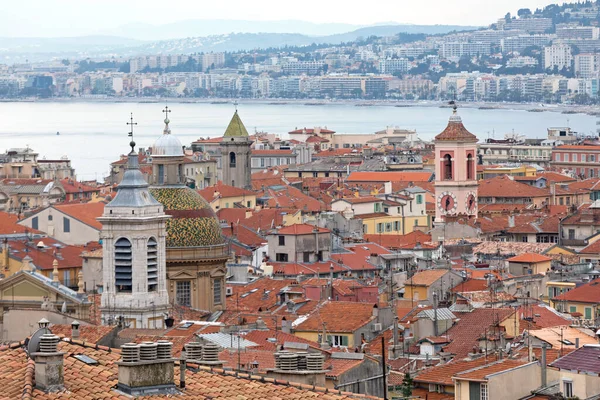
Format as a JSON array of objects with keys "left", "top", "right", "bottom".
[
  {"left": 152, "top": 133, "right": 184, "bottom": 157},
  {"left": 149, "top": 186, "right": 224, "bottom": 248},
  {"left": 152, "top": 115, "right": 184, "bottom": 157}
]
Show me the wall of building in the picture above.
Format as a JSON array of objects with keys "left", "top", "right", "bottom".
[
  {"left": 554, "top": 369, "right": 600, "bottom": 399},
  {"left": 19, "top": 208, "right": 100, "bottom": 245}
]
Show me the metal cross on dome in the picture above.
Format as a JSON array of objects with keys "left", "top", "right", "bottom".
[
  {"left": 163, "top": 105, "right": 171, "bottom": 118},
  {"left": 127, "top": 113, "right": 137, "bottom": 151}
]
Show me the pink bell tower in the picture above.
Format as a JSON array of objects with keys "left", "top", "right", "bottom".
[{"left": 434, "top": 103, "right": 479, "bottom": 224}]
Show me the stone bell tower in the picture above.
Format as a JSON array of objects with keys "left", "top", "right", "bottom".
[
  {"left": 221, "top": 108, "right": 252, "bottom": 189},
  {"left": 99, "top": 114, "right": 170, "bottom": 329}
]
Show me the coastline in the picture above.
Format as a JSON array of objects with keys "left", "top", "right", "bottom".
[{"left": 0, "top": 97, "right": 597, "bottom": 115}]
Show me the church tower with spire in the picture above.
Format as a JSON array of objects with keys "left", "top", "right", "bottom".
[
  {"left": 99, "top": 114, "right": 170, "bottom": 328},
  {"left": 434, "top": 103, "right": 479, "bottom": 224},
  {"left": 221, "top": 109, "right": 252, "bottom": 189}
]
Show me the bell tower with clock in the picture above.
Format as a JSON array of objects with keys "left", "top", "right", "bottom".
[{"left": 434, "top": 103, "right": 479, "bottom": 224}]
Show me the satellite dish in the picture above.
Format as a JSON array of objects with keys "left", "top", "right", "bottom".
[{"left": 26, "top": 328, "right": 49, "bottom": 360}]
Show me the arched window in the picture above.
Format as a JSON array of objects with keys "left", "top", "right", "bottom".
[
  {"left": 115, "top": 238, "right": 132, "bottom": 292},
  {"left": 229, "top": 152, "right": 236, "bottom": 168},
  {"left": 466, "top": 153, "right": 474, "bottom": 180},
  {"left": 147, "top": 237, "right": 158, "bottom": 292},
  {"left": 443, "top": 154, "right": 453, "bottom": 180}
]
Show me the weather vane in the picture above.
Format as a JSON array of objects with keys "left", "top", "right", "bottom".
[{"left": 127, "top": 113, "right": 137, "bottom": 152}]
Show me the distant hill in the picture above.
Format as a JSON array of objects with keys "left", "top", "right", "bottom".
[
  {"left": 124, "top": 24, "right": 479, "bottom": 55},
  {"left": 100, "top": 19, "right": 479, "bottom": 41},
  {"left": 0, "top": 23, "right": 479, "bottom": 62}
]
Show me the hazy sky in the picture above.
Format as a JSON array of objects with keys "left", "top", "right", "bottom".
[{"left": 3, "top": 0, "right": 563, "bottom": 37}]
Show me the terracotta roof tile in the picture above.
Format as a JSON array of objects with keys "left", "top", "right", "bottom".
[
  {"left": 53, "top": 202, "right": 106, "bottom": 230},
  {"left": 198, "top": 181, "right": 255, "bottom": 200},
  {"left": 454, "top": 359, "right": 529, "bottom": 381},
  {"left": 442, "top": 308, "right": 515, "bottom": 358},
  {"left": 478, "top": 176, "right": 550, "bottom": 198},
  {"left": 506, "top": 253, "right": 552, "bottom": 263},
  {"left": 294, "top": 301, "right": 377, "bottom": 333},
  {"left": 0, "top": 340, "right": 370, "bottom": 400},
  {"left": 414, "top": 357, "right": 491, "bottom": 385},
  {"left": 50, "top": 324, "right": 115, "bottom": 344},
  {"left": 553, "top": 280, "right": 600, "bottom": 303},
  {"left": 434, "top": 112, "right": 478, "bottom": 142},
  {"left": 346, "top": 172, "right": 432, "bottom": 183},
  {"left": 0, "top": 211, "right": 42, "bottom": 235},
  {"left": 406, "top": 270, "right": 449, "bottom": 286},
  {"left": 277, "top": 224, "right": 330, "bottom": 235}
]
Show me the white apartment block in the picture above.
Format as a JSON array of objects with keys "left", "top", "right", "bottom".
[
  {"left": 501, "top": 35, "right": 554, "bottom": 53},
  {"left": 281, "top": 61, "right": 325, "bottom": 75},
  {"left": 439, "top": 42, "right": 491, "bottom": 59},
  {"left": 379, "top": 58, "right": 409, "bottom": 74},
  {"left": 557, "top": 26, "right": 600, "bottom": 40},
  {"left": 544, "top": 45, "right": 573, "bottom": 70},
  {"left": 575, "top": 54, "right": 600, "bottom": 78},
  {"left": 504, "top": 18, "right": 553, "bottom": 33}
]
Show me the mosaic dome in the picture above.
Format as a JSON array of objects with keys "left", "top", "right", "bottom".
[{"left": 149, "top": 186, "right": 224, "bottom": 248}]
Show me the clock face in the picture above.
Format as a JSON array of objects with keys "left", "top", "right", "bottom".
[
  {"left": 437, "top": 191, "right": 457, "bottom": 214},
  {"left": 466, "top": 193, "right": 477, "bottom": 213}
]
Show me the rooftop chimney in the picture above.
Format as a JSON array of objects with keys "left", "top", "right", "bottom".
[
  {"left": 183, "top": 342, "right": 223, "bottom": 367},
  {"left": 281, "top": 317, "right": 291, "bottom": 334},
  {"left": 71, "top": 320, "right": 80, "bottom": 339},
  {"left": 541, "top": 343, "right": 547, "bottom": 388},
  {"left": 268, "top": 351, "right": 326, "bottom": 387},
  {"left": 32, "top": 333, "right": 64, "bottom": 392},
  {"left": 116, "top": 341, "right": 177, "bottom": 396}
]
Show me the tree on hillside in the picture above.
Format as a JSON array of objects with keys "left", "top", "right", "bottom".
[{"left": 518, "top": 8, "right": 532, "bottom": 17}]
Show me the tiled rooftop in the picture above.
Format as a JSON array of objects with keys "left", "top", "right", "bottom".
[
  {"left": 294, "top": 301, "right": 377, "bottom": 333},
  {"left": 0, "top": 339, "right": 372, "bottom": 399}
]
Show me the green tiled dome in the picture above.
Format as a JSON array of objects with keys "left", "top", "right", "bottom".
[{"left": 149, "top": 187, "right": 224, "bottom": 248}]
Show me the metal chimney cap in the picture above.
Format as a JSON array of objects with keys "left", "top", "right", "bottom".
[{"left": 71, "top": 320, "right": 80, "bottom": 327}]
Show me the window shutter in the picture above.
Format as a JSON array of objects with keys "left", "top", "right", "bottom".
[
  {"left": 327, "top": 335, "right": 332, "bottom": 345},
  {"left": 342, "top": 336, "right": 348, "bottom": 346}
]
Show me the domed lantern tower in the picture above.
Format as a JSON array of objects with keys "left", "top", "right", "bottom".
[
  {"left": 149, "top": 107, "right": 229, "bottom": 312},
  {"left": 434, "top": 103, "right": 479, "bottom": 224},
  {"left": 99, "top": 114, "right": 170, "bottom": 328}
]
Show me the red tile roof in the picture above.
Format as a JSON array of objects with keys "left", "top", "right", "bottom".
[
  {"left": 59, "top": 179, "right": 100, "bottom": 194},
  {"left": 478, "top": 176, "right": 549, "bottom": 198},
  {"left": 198, "top": 181, "right": 255, "bottom": 200},
  {"left": 53, "top": 202, "right": 105, "bottom": 230},
  {"left": 294, "top": 301, "right": 377, "bottom": 333},
  {"left": 7, "top": 238, "right": 99, "bottom": 270},
  {"left": 364, "top": 231, "right": 438, "bottom": 250},
  {"left": 553, "top": 280, "right": 600, "bottom": 303},
  {"left": 414, "top": 357, "right": 491, "bottom": 386},
  {"left": 346, "top": 171, "right": 432, "bottom": 183},
  {"left": 0, "top": 212, "right": 42, "bottom": 235},
  {"left": 406, "top": 269, "right": 449, "bottom": 286},
  {"left": 252, "top": 149, "right": 294, "bottom": 155},
  {"left": 442, "top": 308, "right": 515, "bottom": 358},
  {"left": 578, "top": 239, "right": 600, "bottom": 254},
  {"left": 454, "top": 359, "right": 529, "bottom": 382},
  {"left": 450, "top": 279, "right": 488, "bottom": 293},
  {"left": 0, "top": 340, "right": 369, "bottom": 400},
  {"left": 262, "top": 185, "right": 324, "bottom": 213},
  {"left": 506, "top": 253, "right": 552, "bottom": 263},
  {"left": 277, "top": 224, "right": 330, "bottom": 235},
  {"left": 335, "top": 196, "right": 382, "bottom": 204},
  {"left": 49, "top": 324, "right": 115, "bottom": 343},
  {"left": 289, "top": 128, "right": 336, "bottom": 134},
  {"left": 434, "top": 113, "right": 478, "bottom": 142}
]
